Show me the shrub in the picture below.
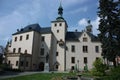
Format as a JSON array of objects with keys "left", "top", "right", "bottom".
[
  {"left": 91, "top": 58, "right": 107, "bottom": 76},
  {"left": 109, "top": 66, "right": 120, "bottom": 79}
]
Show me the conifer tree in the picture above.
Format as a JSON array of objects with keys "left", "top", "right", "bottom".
[{"left": 98, "top": 0, "right": 120, "bottom": 67}]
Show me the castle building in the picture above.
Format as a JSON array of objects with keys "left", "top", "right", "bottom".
[{"left": 6, "top": 4, "right": 102, "bottom": 71}]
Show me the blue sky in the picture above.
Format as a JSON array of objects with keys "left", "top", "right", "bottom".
[{"left": 0, "top": 0, "right": 99, "bottom": 46}]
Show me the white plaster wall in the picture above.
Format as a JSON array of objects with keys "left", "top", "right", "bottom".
[
  {"left": 66, "top": 32, "right": 102, "bottom": 71},
  {"left": 39, "top": 33, "right": 52, "bottom": 62},
  {"left": 7, "top": 56, "right": 20, "bottom": 69},
  {"left": 9, "top": 31, "right": 34, "bottom": 54},
  {"left": 51, "top": 21, "right": 67, "bottom": 71}
]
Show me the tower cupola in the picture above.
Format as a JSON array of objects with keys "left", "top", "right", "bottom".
[
  {"left": 86, "top": 20, "right": 93, "bottom": 33},
  {"left": 56, "top": 2, "right": 64, "bottom": 21}
]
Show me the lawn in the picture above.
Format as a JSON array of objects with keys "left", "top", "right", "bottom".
[{"left": 1, "top": 72, "right": 76, "bottom": 80}]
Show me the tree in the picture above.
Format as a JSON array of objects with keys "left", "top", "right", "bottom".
[
  {"left": 0, "top": 46, "right": 4, "bottom": 64},
  {"left": 98, "top": 0, "right": 120, "bottom": 67},
  {"left": 91, "top": 58, "right": 107, "bottom": 76}
]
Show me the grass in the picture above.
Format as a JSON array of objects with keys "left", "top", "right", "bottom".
[{"left": 1, "top": 72, "right": 76, "bottom": 80}]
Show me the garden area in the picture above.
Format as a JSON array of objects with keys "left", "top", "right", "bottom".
[{"left": 1, "top": 58, "right": 120, "bottom": 80}]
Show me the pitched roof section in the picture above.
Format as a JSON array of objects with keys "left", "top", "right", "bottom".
[
  {"left": 66, "top": 31, "right": 100, "bottom": 42},
  {"left": 66, "top": 32, "right": 82, "bottom": 41},
  {"left": 12, "top": 24, "right": 51, "bottom": 35},
  {"left": 86, "top": 32, "right": 100, "bottom": 42},
  {"left": 12, "top": 24, "right": 41, "bottom": 35},
  {"left": 40, "top": 27, "right": 51, "bottom": 34}
]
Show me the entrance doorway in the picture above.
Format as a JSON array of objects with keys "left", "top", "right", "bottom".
[{"left": 39, "top": 62, "right": 44, "bottom": 71}]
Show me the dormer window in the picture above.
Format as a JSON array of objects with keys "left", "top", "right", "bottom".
[{"left": 21, "top": 28, "right": 23, "bottom": 31}]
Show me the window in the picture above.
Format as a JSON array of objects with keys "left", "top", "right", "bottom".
[
  {"left": 16, "top": 61, "right": 19, "bottom": 66},
  {"left": 18, "top": 48, "right": 21, "bottom": 53},
  {"left": 56, "top": 52, "right": 58, "bottom": 56},
  {"left": 8, "top": 60, "right": 11, "bottom": 65},
  {"left": 84, "top": 57, "right": 87, "bottom": 64},
  {"left": 95, "top": 46, "right": 99, "bottom": 53},
  {"left": 40, "top": 48, "right": 44, "bottom": 55},
  {"left": 71, "top": 66, "right": 74, "bottom": 70},
  {"left": 83, "top": 37, "right": 87, "bottom": 42},
  {"left": 57, "top": 30, "right": 59, "bottom": 33},
  {"left": 84, "top": 34, "right": 86, "bottom": 36},
  {"left": 59, "top": 23, "right": 62, "bottom": 26},
  {"left": 66, "top": 46, "right": 68, "bottom": 50},
  {"left": 20, "top": 61, "right": 23, "bottom": 66},
  {"left": 71, "top": 57, "right": 75, "bottom": 63},
  {"left": 83, "top": 46, "right": 88, "bottom": 53},
  {"left": 54, "top": 23, "right": 57, "bottom": 26},
  {"left": 56, "top": 65, "right": 59, "bottom": 69},
  {"left": 20, "top": 36, "right": 22, "bottom": 41},
  {"left": 96, "top": 57, "right": 99, "bottom": 60},
  {"left": 14, "top": 37, "right": 17, "bottom": 42},
  {"left": 71, "top": 45, "right": 75, "bottom": 52},
  {"left": 13, "top": 48, "right": 16, "bottom": 53},
  {"left": 41, "top": 36, "right": 45, "bottom": 41},
  {"left": 26, "top": 34, "right": 29, "bottom": 40},
  {"left": 26, "top": 61, "right": 29, "bottom": 67}
]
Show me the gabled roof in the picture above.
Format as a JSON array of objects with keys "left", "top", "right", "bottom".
[
  {"left": 66, "top": 31, "right": 100, "bottom": 42},
  {"left": 12, "top": 24, "right": 51, "bottom": 35}
]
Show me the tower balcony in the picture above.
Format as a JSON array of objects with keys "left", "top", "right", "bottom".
[{"left": 58, "top": 39, "right": 64, "bottom": 46}]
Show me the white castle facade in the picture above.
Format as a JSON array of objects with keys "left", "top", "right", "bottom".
[{"left": 6, "top": 5, "right": 102, "bottom": 71}]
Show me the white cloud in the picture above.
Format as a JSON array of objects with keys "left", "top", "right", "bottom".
[
  {"left": 0, "top": 0, "right": 45, "bottom": 46},
  {"left": 77, "top": 17, "right": 100, "bottom": 35},
  {"left": 78, "top": 18, "right": 88, "bottom": 27},
  {"left": 91, "top": 17, "right": 100, "bottom": 34}
]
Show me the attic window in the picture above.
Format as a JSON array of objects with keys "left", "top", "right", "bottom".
[
  {"left": 84, "top": 34, "right": 86, "bottom": 36},
  {"left": 21, "top": 28, "right": 23, "bottom": 31},
  {"left": 83, "top": 37, "right": 87, "bottom": 42},
  {"left": 29, "top": 27, "right": 32, "bottom": 29}
]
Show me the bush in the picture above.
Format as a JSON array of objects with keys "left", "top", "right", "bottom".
[
  {"left": 91, "top": 58, "right": 107, "bottom": 76},
  {"left": 109, "top": 66, "right": 120, "bottom": 79},
  {"left": 91, "top": 68, "right": 104, "bottom": 76}
]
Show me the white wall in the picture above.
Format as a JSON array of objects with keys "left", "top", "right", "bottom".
[
  {"left": 7, "top": 56, "right": 20, "bottom": 69},
  {"left": 66, "top": 32, "right": 102, "bottom": 71},
  {"left": 38, "top": 33, "right": 52, "bottom": 63},
  {"left": 51, "top": 21, "right": 67, "bottom": 71},
  {"left": 9, "top": 31, "right": 34, "bottom": 54}
]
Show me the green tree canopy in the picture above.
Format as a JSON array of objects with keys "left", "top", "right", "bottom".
[{"left": 98, "top": 0, "right": 120, "bottom": 67}]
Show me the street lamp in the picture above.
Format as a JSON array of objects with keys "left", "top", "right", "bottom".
[{"left": 77, "top": 60, "right": 79, "bottom": 71}]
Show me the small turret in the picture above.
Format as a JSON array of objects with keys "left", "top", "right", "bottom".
[{"left": 86, "top": 20, "right": 92, "bottom": 33}]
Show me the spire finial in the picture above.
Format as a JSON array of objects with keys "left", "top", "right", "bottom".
[
  {"left": 56, "top": 0, "right": 64, "bottom": 20},
  {"left": 87, "top": 19, "right": 91, "bottom": 24},
  {"left": 58, "top": 0, "right": 63, "bottom": 17}
]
